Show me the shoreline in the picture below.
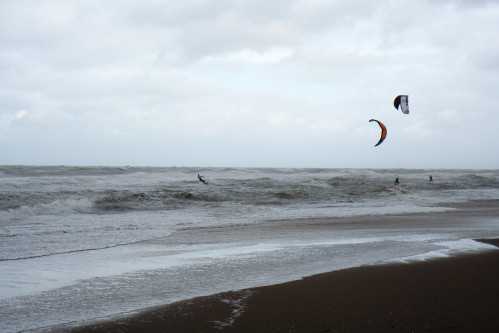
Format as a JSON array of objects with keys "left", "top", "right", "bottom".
[{"left": 68, "top": 238, "right": 499, "bottom": 333}]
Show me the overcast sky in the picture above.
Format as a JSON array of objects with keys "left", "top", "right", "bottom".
[{"left": 1, "top": 0, "right": 498, "bottom": 168}]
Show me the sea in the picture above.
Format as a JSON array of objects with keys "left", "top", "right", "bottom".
[{"left": 1, "top": 166, "right": 498, "bottom": 332}]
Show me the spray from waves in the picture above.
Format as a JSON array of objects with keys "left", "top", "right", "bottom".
[
  {"left": 93, "top": 188, "right": 226, "bottom": 211},
  {"left": 0, "top": 198, "right": 94, "bottom": 222},
  {"left": 0, "top": 174, "right": 482, "bottom": 221},
  {"left": 0, "top": 165, "right": 134, "bottom": 177},
  {"left": 0, "top": 188, "right": 226, "bottom": 223},
  {"left": 454, "top": 173, "right": 499, "bottom": 188},
  {"left": 2, "top": 167, "right": 498, "bottom": 223}
]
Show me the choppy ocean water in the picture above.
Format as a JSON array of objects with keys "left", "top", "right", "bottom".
[{"left": 1, "top": 166, "right": 498, "bottom": 332}]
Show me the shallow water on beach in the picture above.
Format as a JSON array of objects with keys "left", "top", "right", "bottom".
[{"left": 1, "top": 166, "right": 498, "bottom": 332}]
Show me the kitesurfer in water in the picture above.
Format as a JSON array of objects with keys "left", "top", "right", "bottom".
[
  {"left": 429, "top": 175, "right": 433, "bottom": 182},
  {"left": 198, "top": 174, "right": 207, "bottom": 185},
  {"left": 395, "top": 177, "right": 400, "bottom": 186}
]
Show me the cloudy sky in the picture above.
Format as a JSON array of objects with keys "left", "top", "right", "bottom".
[{"left": 1, "top": 0, "right": 498, "bottom": 168}]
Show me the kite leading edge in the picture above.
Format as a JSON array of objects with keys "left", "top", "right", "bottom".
[
  {"left": 394, "top": 95, "right": 409, "bottom": 114},
  {"left": 369, "top": 119, "right": 387, "bottom": 147}
]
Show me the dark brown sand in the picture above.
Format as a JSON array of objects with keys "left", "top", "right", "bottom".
[{"left": 70, "top": 238, "right": 499, "bottom": 333}]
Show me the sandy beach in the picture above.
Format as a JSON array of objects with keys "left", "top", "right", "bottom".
[{"left": 68, "top": 236, "right": 499, "bottom": 333}]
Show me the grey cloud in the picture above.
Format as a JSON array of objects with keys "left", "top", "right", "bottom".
[{"left": 1, "top": 0, "right": 499, "bottom": 167}]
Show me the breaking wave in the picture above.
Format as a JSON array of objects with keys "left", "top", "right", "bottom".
[
  {"left": 0, "top": 198, "right": 94, "bottom": 222},
  {"left": 1, "top": 167, "right": 498, "bottom": 223}
]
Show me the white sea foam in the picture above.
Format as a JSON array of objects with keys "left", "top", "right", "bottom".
[
  {"left": 0, "top": 198, "right": 94, "bottom": 222},
  {"left": 383, "top": 239, "right": 498, "bottom": 264}
]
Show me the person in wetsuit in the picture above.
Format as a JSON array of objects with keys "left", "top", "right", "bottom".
[
  {"left": 395, "top": 177, "right": 400, "bottom": 186},
  {"left": 198, "top": 174, "right": 207, "bottom": 185}
]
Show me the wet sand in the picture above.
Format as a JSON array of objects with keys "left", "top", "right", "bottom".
[
  {"left": 69, "top": 238, "right": 499, "bottom": 333},
  {"left": 67, "top": 200, "right": 499, "bottom": 333}
]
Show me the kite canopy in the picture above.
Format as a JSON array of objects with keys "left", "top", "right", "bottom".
[
  {"left": 369, "top": 119, "right": 387, "bottom": 147},
  {"left": 394, "top": 95, "right": 409, "bottom": 114}
]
